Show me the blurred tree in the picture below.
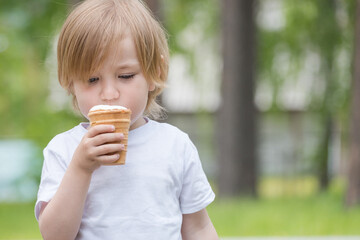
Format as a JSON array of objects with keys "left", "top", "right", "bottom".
[
  {"left": 346, "top": 0, "right": 360, "bottom": 207},
  {"left": 144, "top": 0, "right": 164, "bottom": 107},
  {"left": 258, "top": 0, "right": 352, "bottom": 191},
  {"left": 217, "top": 0, "right": 258, "bottom": 197},
  {"left": 145, "top": 0, "right": 163, "bottom": 22},
  {"left": 0, "top": 0, "right": 221, "bottom": 190},
  {"left": 0, "top": 0, "right": 81, "bottom": 148},
  {"left": 311, "top": 0, "right": 342, "bottom": 191}
]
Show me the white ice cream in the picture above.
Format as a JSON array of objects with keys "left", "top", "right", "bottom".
[{"left": 89, "top": 105, "right": 128, "bottom": 112}]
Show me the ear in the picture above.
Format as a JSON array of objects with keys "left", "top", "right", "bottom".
[
  {"left": 158, "top": 55, "right": 164, "bottom": 78},
  {"left": 147, "top": 65, "right": 161, "bottom": 92},
  {"left": 68, "top": 82, "right": 75, "bottom": 95},
  {"left": 148, "top": 81, "right": 156, "bottom": 92}
]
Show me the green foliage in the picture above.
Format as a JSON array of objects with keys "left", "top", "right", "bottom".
[
  {"left": 257, "top": 0, "right": 354, "bottom": 114},
  {"left": 162, "top": 0, "right": 219, "bottom": 53},
  {"left": 0, "top": 0, "right": 358, "bottom": 205},
  {"left": 0, "top": 1, "right": 81, "bottom": 147},
  {"left": 161, "top": 0, "right": 219, "bottom": 78},
  {"left": 0, "top": 1, "right": 84, "bottom": 189},
  {"left": 0, "top": 0, "right": 219, "bottom": 147},
  {"left": 256, "top": 0, "right": 356, "bottom": 187},
  {"left": 0, "top": 1, "right": 355, "bottom": 138}
]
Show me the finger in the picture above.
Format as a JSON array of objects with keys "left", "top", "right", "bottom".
[
  {"left": 94, "top": 143, "right": 125, "bottom": 156},
  {"left": 97, "top": 153, "right": 121, "bottom": 164},
  {"left": 87, "top": 124, "right": 115, "bottom": 138},
  {"left": 92, "top": 133, "right": 124, "bottom": 146}
]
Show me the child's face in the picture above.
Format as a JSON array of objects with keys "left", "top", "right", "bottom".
[{"left": 73, "top": 34, "right": 155, "bottom": 130}]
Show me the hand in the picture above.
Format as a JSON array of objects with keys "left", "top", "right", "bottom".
[{"left": 72, "top": 124, "right": 124, "bottom": 174}]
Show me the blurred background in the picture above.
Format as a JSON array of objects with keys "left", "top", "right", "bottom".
[{"left": 1, "top": 0, "right": 360, "bottom": 239}]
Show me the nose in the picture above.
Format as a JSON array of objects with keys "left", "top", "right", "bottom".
[{"left": 100, "top": 80, "right": 120, "bottom": 103}]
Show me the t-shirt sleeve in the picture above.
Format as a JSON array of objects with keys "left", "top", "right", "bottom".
[
  {"left": 179, "top": 138, "right": 215, "bottom": 214},
  {"left": 34, "top": 146, "right": 67, "bottom": 221}
]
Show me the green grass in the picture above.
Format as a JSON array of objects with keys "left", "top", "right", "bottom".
[
  {"left": 1, "top": 178, "right": 360, "bottom": 239},
  {"left": 0, "top": 202, "right": 41, "bottom": 239},
  {"left": 207, "top": 177, "right": 360, "bottom": 236},
  {"left": 208, "top": 194, "right": 360, "bottom": 236}
]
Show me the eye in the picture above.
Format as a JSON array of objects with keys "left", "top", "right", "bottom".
[
  {"left": 118, "top": 74, "right": 135, "bottom": 80},
  {"left": 88, "top": 77, "right": 99, "bottom": 84}
]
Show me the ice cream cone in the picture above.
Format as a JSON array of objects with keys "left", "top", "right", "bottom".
[{"left": 88, "top": 105, "right": 131, "bottom": 165}]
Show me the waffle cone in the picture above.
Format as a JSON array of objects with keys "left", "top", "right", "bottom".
[{"left": 88, "top": 109, "right": 131, "bottom": 165}]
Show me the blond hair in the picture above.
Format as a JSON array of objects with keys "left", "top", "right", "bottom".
[{"left": 57, "top": 0, "right": 169, "bottom": 119}]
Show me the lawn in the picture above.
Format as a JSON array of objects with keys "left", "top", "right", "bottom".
[
  {"left": 208, "top": 177, "right": 360, "bottom": 237},
  {"left": 1, "top": 177, "right": 360, "bottom": 239},
  {"left": 0, "top": 202, "right": 41, "bottom": 239},
  {"left": 208, "top": 194, "right": 360, "bottom": 236}
]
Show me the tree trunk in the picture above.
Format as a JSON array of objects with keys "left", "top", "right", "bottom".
[
  {"left": 346, "top": 0, "right": 360, "bottom": 207},
  {"left": 313, "top": 0, "right": 338, "bottom": 192},
  {"left": 317, "top": 115, "right": 331, "bottom": 190},
  {"left": 217, "top": 0, "right": 258, "bottom": 197},
  {"left": 318, "top": 60, "right": 335, "bottom": 192}
]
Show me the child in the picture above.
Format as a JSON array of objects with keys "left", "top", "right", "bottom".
[{"left": 35, "top": 0, "right": 218, "bottom": 239}]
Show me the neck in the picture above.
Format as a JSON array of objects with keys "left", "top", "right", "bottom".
[{"left": 130, "top": 117, "right": 147, "bottom": 130}]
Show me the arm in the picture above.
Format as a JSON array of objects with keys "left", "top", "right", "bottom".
[
  {"left": 38, "top": 163, "right": 92, "bottom": 240},
  {"left": 181, "top": 209, "right": 218, "bottom": 240},
  {"left": 38, "top": 125, "right": 124, "bottom": 240}
]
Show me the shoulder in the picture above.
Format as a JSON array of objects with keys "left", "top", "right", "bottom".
[
  {"left": 152, "top": 120, "right": 187, "bottom": 135},
  {"left": 40, "top": 124, "right": 86, "bottom": 173},
  {"left": 45, "top": 124, "right": 85, "bottom": 154},
  {"left": 150, "top": 120, "right": 192, "bottom": 145},
  {"left": 148, "top": 120, "right": 199, "bottom": 160}
]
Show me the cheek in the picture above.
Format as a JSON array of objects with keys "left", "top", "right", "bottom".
[
  {"left": 75, "top": 97, "right": 91, "bottom": 119},
  {"left": 73, "top": 85, "right": 95, "bottom": 118},
  {"left": 126, "top": 86, "right": 149, "bottom": 117},
  {"left": 126, "top": 89, "right": 147, "bottom": 110}
]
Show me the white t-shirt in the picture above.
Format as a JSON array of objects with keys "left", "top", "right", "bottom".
[{"left": 35, "top": 119, "right": 215, "bottom": 240}]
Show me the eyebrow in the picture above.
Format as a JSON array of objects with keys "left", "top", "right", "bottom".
[{"left": 116, "top": 61, "right": 140, "bottom": 70}]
